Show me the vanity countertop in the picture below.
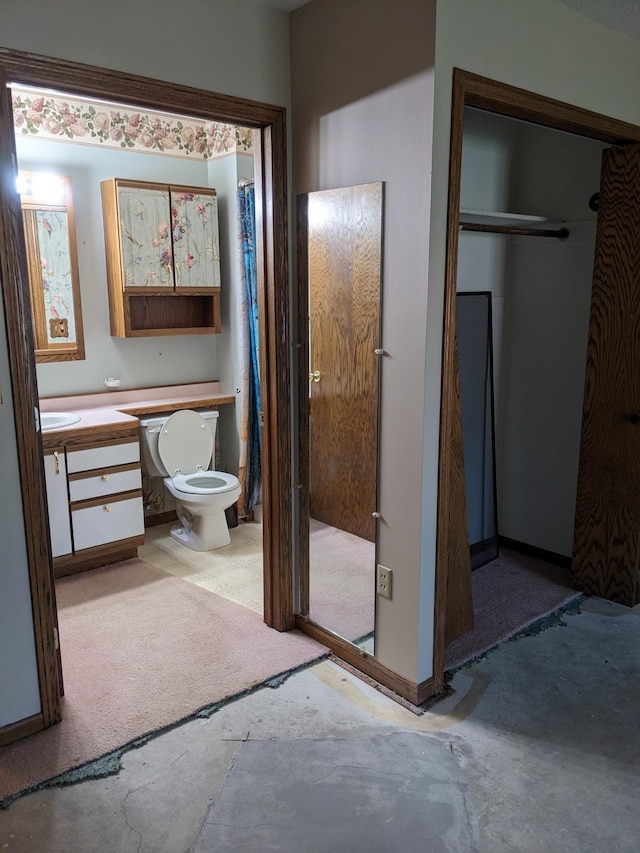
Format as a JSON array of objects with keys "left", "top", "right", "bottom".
[{"left": 39, "top": 381, "right": 236, "bottom": 449}]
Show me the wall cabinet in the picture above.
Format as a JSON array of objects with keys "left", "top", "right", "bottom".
[
  {"left": 43, "top": 432, "right": 145, "bottom": 578},
  {"left": 101, "top": 179, "right": 222, "bottom": 337}
]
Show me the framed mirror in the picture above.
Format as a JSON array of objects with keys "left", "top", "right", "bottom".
[
  {"left": 298, "top": 182, "right": 383, "bottom": 653},
  {"left": 18, "top": 171, "right": 85, "bottom": 362}
]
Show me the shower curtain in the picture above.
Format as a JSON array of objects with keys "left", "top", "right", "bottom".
[{"left": 237, "top": 183, "right": 262, "bottom": 517}]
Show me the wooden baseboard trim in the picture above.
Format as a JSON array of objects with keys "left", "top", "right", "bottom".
[
  {"left": 294, "top": 616, "right": 436, "bottom": 706},
  {"left": 499, "top": 536, "right": 571, "bottom": 568},
  {"left": 144, "top": 510, "right": 178, "bottom": 528},
  {"left": 54, "top": 537, "right": 143, "bottom": 578},
  {"left": 0, "top": 712, "right": 44, "bottom": 747}
]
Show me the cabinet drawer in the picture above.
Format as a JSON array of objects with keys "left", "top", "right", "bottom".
[
  {"left": 72, "top": 495, "right": 144, "bottom": 551},
  {"left": 67, "top": 440, "right": 140, "bottom": 473},
  {"left": 68, "top": 466, "right": 142, "bottom": 502}
]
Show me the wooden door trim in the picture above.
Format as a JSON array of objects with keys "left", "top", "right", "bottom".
[
  {"left": 0, "top": 67, "right": 60, "bottom": 729},
  {"left": 296, "top": 193, "right": 310, "bottom": 617},
  {"left": 295, "top": 616, "right": 435, "bottom": 707},
  {"left": 435, "top": 68, "right": 640, "bottom": 693},
  {"left": 254, "top": 117, "right": 294, "bottom": 631},
  {"left": 0, "top": 48, "right": 292, "bottom": 733}
]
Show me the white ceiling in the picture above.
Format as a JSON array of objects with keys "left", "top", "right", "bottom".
[{"left": 558, "top": 0, "right": 640, "bottom": 41}]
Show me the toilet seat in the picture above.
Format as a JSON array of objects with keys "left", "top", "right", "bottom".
[
  {"left": 157, "top": 409, "right": 214, "bottom": 476},
  {"left": 170, "top": 470, "right": 240, "bottom": 495}
]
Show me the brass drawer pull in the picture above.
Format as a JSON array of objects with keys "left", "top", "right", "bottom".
[
  {"left": 103, "top": 504, "right": 112, "bottom": 512},
  {"left": 101, "top": 474, "right": 110, "bottom": 482}
]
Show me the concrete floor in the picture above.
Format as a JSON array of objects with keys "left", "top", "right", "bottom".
[{"left": 1, "top": 597, "right": 638, "bottom": 852}]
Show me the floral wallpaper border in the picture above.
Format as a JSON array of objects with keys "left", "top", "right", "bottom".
[{"left": 12, "top": 87, "right": 253, "bottom": 161}]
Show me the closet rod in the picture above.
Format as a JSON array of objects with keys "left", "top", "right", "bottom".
[
  {"left": 238, "top": 178, "right": 255, "bottom": 188},
  {"left": 459, "top": 222, "right": 570, "bottom": 240}
]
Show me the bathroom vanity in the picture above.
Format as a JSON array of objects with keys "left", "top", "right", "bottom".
[
  {"left": 39, "top": 382, "right": 235, "bottom": 577},
  {"left": 42, "top": 422, "right": 145, "bottom": 577}
]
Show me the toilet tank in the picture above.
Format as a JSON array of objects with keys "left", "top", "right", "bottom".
[{"left": 139, "top": 409, "right": 219, "bottom": 477}]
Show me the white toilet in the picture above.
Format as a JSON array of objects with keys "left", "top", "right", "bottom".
[{"left": 139, "top": 409, "right": 241, "bottom": 551}]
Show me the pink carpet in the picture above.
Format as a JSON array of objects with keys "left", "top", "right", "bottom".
[
  {"left": 444, "top": 548, "right": 582, "bottom": 670},
  {"left": 0, "top": 559, "right": 326, "bottom": 803},
  {"left": 308, "top": 518, "right": 375, "bottom": 642}
]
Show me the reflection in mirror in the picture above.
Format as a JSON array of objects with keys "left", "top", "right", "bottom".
[
  {"left": 305, "top": 182, "right": 383, "bottom": 653},
  {"left": 456, "top": 292, "right": 498, "bottom": 570},
  {"left": 18, "top": 171, "right": 85, "bottom": 362}
]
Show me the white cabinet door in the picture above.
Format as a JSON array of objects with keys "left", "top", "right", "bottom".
[
  {"left": 43, "top": 451, "right": 72, "bottom": 558},
  {"left": 170, "top": 187, "right": 221, "bottom": 289}
]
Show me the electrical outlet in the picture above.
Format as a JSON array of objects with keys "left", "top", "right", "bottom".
[{"left": 376, "top": 564, "right": 392, "bottom": 600}]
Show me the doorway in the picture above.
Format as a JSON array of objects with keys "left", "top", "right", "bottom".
[
  {"left": 434, "top": 69, "right": 640, "bottom": 691},
  {"left": 0, "top": 48, "right": 291, "bottom": 740}
]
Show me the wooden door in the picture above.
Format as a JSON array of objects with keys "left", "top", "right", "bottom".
[
  {"left": 572, "top": 144, "right": 640, "bottom": 607},
  {"left": 308, "top": 183, "right": 382, "bottom": 542}
]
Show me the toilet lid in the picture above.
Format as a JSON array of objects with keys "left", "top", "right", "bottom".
[{"left": 157, "top": 409, "right": 213, "bottom": 476}]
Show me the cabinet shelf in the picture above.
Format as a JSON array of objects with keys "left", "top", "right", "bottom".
[
  {"left": 101, "top": 178, "right": 222, "bottom": 337},
  {"left": 126, "top": 292, "right": 220, "bottom": 337},
  {"left": 459, "top": 208, "right": 568, "bottom": 240},
  {"left": 459, "top": 208, "right": 553, "bottom": 227}
]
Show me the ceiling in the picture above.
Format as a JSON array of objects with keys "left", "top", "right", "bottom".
[
  {"left": 257, "top": 0, "right": 640, "bottom": 41},
  {"left": 255, "top": 0, "right": 310, "bottom": 10},
  {"left": 558, "top": 0, "right": 640, "bottom": 41}
]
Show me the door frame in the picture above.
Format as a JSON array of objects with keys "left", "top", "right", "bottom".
[
  {"left": 434, "top": 68, "right": 640, "bottom": 693},
  {"left": 0, "top": 47, "right": 292, "bottom": 739},
  {"left": 295, "top": 189, "right": 436, "bottom": 707}
]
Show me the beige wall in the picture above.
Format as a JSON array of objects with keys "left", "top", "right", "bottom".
[
  {"left": 293, "top": 0, "right": 640, "bottom": 685},
  {"left": 422, "top": 0, "right": 640, "bottom": 678},
  {"left": 0, "top": 0, "right": 291, "bottom": 106},
  {"left": 0, "top": 0, "right": 290, "bottom": 729},
  {"left": 291, "top": 0, "right": 438, "bottom": 681}
]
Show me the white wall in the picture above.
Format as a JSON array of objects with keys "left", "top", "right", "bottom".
[
  {"left": 0, "top": 298, "right": 42, "bottom": 727},
  {"left": 458, "top": 108, "right": 520, "bottom": 416},
  {"left": 16, "top": 135, "right": 219, "bottom": 397},
  {"left": 0, "top": 0, "right": 291, "bottom": 108},
  {"left": 498, "top": 222, "right": 597, "bottom": 554},
  {"left": 292, "top": 0, "right": 438, "bottom": 682},
  {"left": 419, "top": 0, "right": 640, "bottom": 679},
  {"left": 207, "top": 153, "right": 254, "bottom": 475},
  {"left": 457, "top": 107, "right": 606, "bottom": 557},
  {"left": 498, "top": 123, "right": 605, "bottom": 555},
  {"left": 0, "top": 0, "right": 290, "bottom": 730}
]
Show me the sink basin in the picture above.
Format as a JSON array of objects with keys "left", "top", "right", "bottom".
[{"left": 40, "top": 412, "right": 81, "bottom": 431}]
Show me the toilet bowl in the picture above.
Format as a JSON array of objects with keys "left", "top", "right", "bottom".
[{"left": 139, "top": 409, "right": 241, "bottom": 551}]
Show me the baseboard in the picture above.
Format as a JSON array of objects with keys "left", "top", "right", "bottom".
[
  {"left": 470, "top": 536, "right": 499, "bottom": 570},
  {"left": 0, "top": 712, "right": 44, "bottom": 747},
  {"left": 54, "top": 537, "right": 143, "bottom": 578},
  {"left": 144, "top": 510, "right": 177, "bottom": 528},
  {"left": 295, "top": 615, "right": 436, "bottom": 707},
  {"left": 499, "top": 536, "right": 571, "bottom": 568},
  {"left": 470, "top": 536, "right": 497, "bottom": 557}
]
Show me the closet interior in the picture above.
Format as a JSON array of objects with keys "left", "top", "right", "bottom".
[{"left": 448, "top": 107, "right": 609, "bottom": 665}]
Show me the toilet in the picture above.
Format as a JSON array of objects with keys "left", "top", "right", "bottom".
[{"left": 139, "top": 409, "right": 241, "bottom": 551}]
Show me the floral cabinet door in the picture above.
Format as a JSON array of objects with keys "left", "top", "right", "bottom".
[
  {"left": 170, "top": 187, "right": 221, "bottom": 289},
  {"left": 117, "top": 184, "right": 174, "bottom": 288}
]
